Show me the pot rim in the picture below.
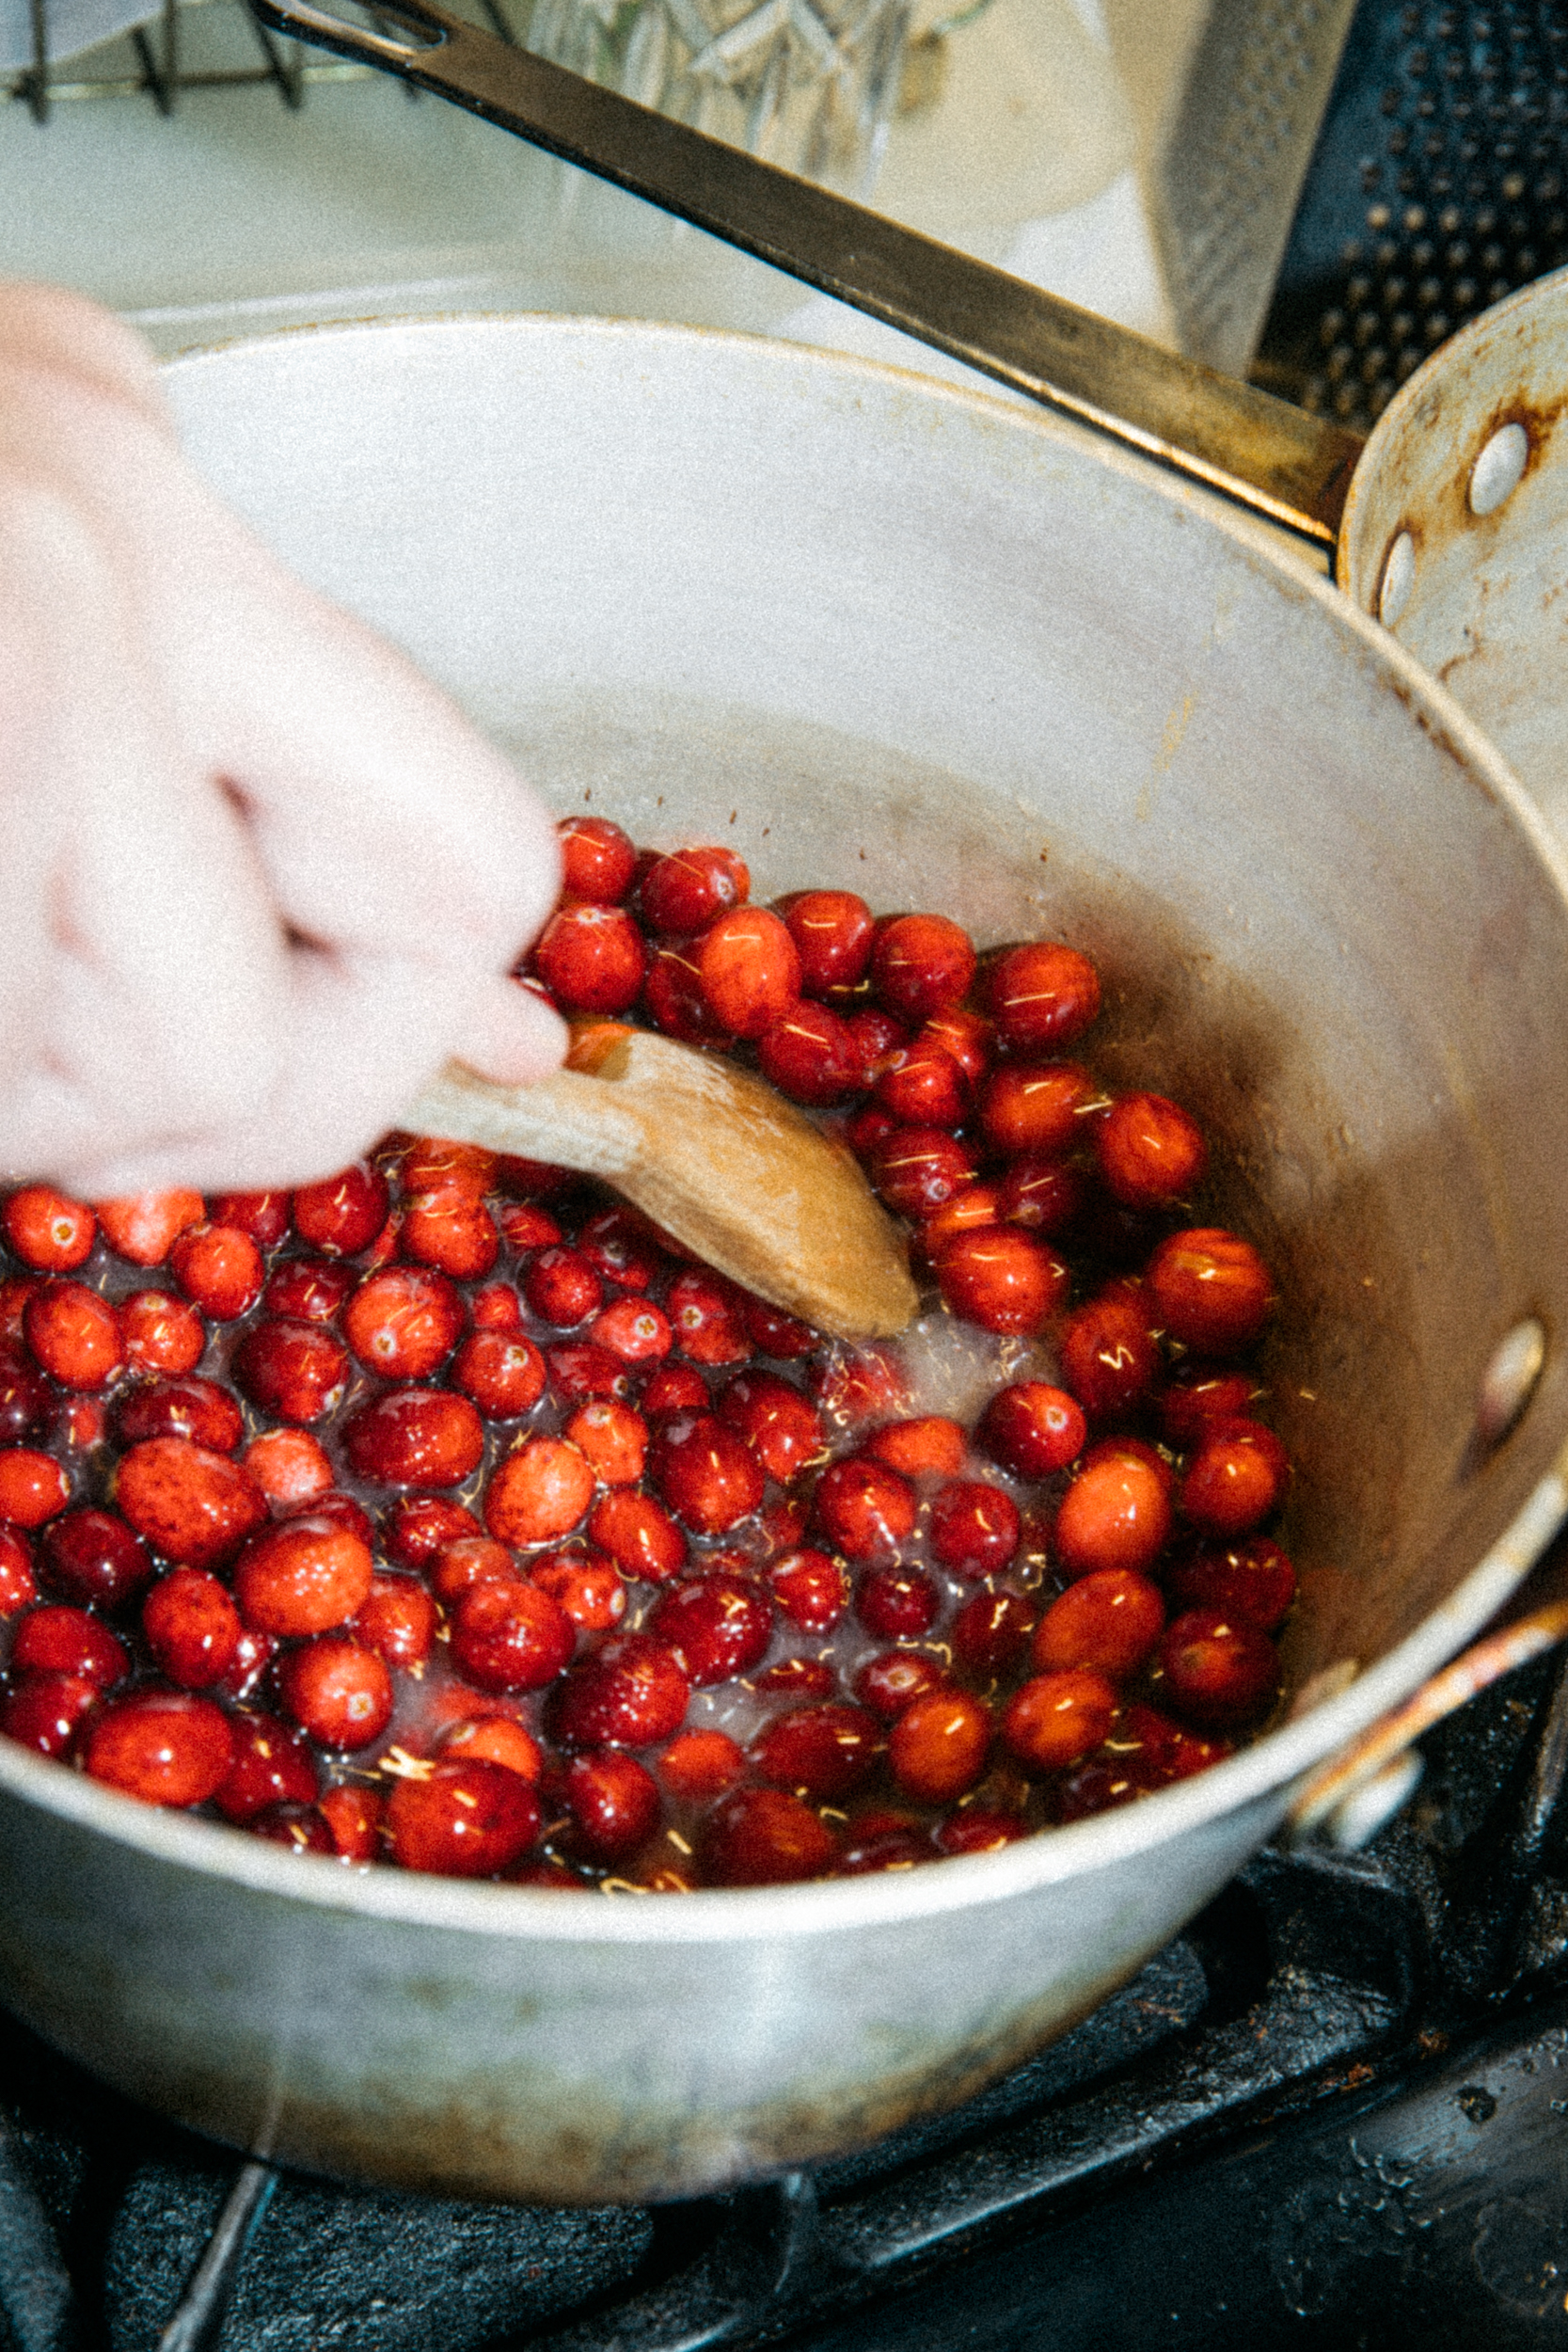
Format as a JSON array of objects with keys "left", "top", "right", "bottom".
[{"left": 12, "top": 310, "right": 1564, "bottom": 1947}]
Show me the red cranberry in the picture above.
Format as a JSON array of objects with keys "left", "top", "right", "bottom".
[
  {"left": 978, "top": 1061, "right": 1095, "bottom": 1158},
  {"left": 696, "top": 909, "right": 800, "bottom": 1038},
  {"left": 813, "top": 1456, "right": 916, "bottom": 1560},
  {"left": 856, "top": 1562, "right": 939, "bottom": 1638},
  {"left": 168, "top": 1224, "right": 263, "bottom": 1321},
  {"left": 768, "top": 1548, "right": 848, "bottom": 1630},
  {"left": 318, "top": 1784, "right": 384, "bottom": 1860},
  {"left": 11, "top": 1604, "right": 128, "bottom": 1688},
  {"left": 977, "top": 1383, "right": 1085, "bottom": 1479},
  {"left": 1058, "top": 1288, "right": 1160, "bottom": 1421},
  {"left": 387, "top": 1760, "right": 541, "bottom": 1876},
  {"left": 1146, "top": 1229, "right": 1273, "bottom": 1356},
  {"left": 701, "top": 1788, "right": 837, "bottom": 1886},
  {"left": 208, "top": 1190, "right": 292, "bottom": 1246},
  {"left": 0, "top": 1672, "right": 99, "bottom": 1756},
  {"left": 1156, "top": 1608, "right": 1279, "bottom": 1724},
  {"left": 951, "top": 1588, "right": 1037, "bottom": 1681},
  {"left": 1053, "top": 1450, "right": 1172, "bottom": 1581},
  {"left": 657, "top": 1726, "right": 745, "bottom": 1801},
  {"left": 523, "top": 1245, "right": 602, "bottom": 1328},
  {"left": 876, "top": 1041, "right": 969, "bottom": 1127},
  {"left": 779, "top": 889, "right": 875, "bottom": 996},
  {"left": 563, "top": 1400, "right": 647, "bottom": 1487},
  {"left": 437, "top": 1716, "right": 544, "bottom": 1780},
  {"left": 384, "top": 1496, "right": 480, "bottom": 1566},
  {"left": 4, "top": 1188, "right": 95, "bottom": 1272},
  {"left": 142, "top": 1570, "right": 242, "bottom": 1688},
  {"left": 400, "top": 1197, "right": 499, "bottom": 1282},
  {"left": 530, "top": 1549, "right": 627, "bottom": 1631},
  {"left": 558, "top": 815, "right": 637, "bottom": 902},
  {"left": 451, "top": 1580, "right": 576, "bottom": 1692},
  {"left": 852, "top": 1648, "right": 949, "bottom": 1720},
  {"left": 246, "top": 1802, "right": 334, "bottom": 1855},
  {"left": 1001, "top": 1669, "right": 1117, "bottom": 1772},
  {"left": 935, "top": 1807, "right": 1028, "bottom": 1855},
  {"left": 292, "top": 1163, "right": 389, "bottom": 1257},
  {"left": 443, "top": 1330, "right": 544, "bottom": 1422},
  {"left": 575, "top": 1206, "right": 664, "bottom": 1294},
  {"left": 587, "top": 1299, "right": 672, "bottom": 1366},
  {"left": 39, "top": 1508, "right": 152, "bottom": 1611},
  {"left": 342, "top": 1389, "right": 484, "bottom": 1490},
  {"left": 1096, "top": 1092, "right": 1208, "bottom": 1208},
  {"left": 1158, "top": 1367, "right": 1259, "bottom": 1446},
  {"left": 1119, "top": 1700, "right": 1234, "bottom": 1785},
  {"left": 666, "top": 1271, "right": 751, "bottom": 1367},
  {"left": 1166, "top": 1535, "right": 1295, "bottom": 1632},
  {"left": 533, "top": 903, "right": 647, "bottom": 1013},
  {"left": 429, "top": 1534, "right": 518, "bottom": 1602},
  {"left": 113, "top": 1375, "right": 244, "bottom": 1455},
  {"left": 1032, "top": 1567, "right": 1164, "bottom": 1680},
  {"left": 562, "top": 1750, "right": 660, "bottom": 1857},
  {"left": 641, "top": 1365, "right": 711, "bottom": 1421},
  {"left": 232, "top": 1516, "right": 374, "bottom": 1638},
  {"left": 354, "top": 1574, "right": 438, "bottom": 1667},
  {"left": 756, "top": 1002, "right": 863, "bottom": 1106},
  {"left": 0, "top": 1450, "right": 70, "bottom": 1529},
  {"left": 870, "top": 914, "right": 975, "bottom": 1025},
  {"left": 639, "top": 845, "right": 748, "bottom": 933},
  {"left": 641, "top": 942, "right": 736, "bottom": 1047},
  {"left": 550, "top": 1633, "right": 689, "bottom": 1748},
  {"left": 24, "top": 1283, "right": 123, "bottom": 1391},
  {"left": 754, "top": 1656, "right": 836, "bottom": 1698},
  {"left": 588, "top": 1490, "right": 688, "bottom": 1583},
  {"left": 649, "top": 1412, "right": 765, "bottom": 1534},
  {"left": 1179, "top": 1420, "right": 1289, "bottom": 1538},
  {"left": 935, "top": 1229, "right": 1069, "bottom": 1335},
  {"left": 0, "top": 1346, "right": 52, "bottom": 1443},
  {"left": 997, "top": 1154, "right": 1085, "bottom": 1236},
  {"left": 982, "top": 942, "right": 1101, "bottom": 1053},
  {"left": 0, "top": 1529, "right": 36, "bottom": 1614},
  {"left": 845, "top": 1013, "right": 910, "bottom": 1089},
  {"left": 342, "top": 1267, "right": 465, "bottom": 1379},
  {"left": 83, "top": 1691, "right": 233, "bottom": 1807},
  {"left": 277, "top": 1637, "right": 394, "bottom": 1749},
  {"left": 752, "top": 1702, "right": 881, "bottom": 1800},
  {"left": 929, "top": 1482, "right": 1022, "bottom": 1578},
  {"left": 868, "top": 1127, "right": 978, "bottom": 1219},
  {"left": 484, "top": 1437, "right": 595, "bottom": 1548},
  {"left": 648, "top": 1572, "right": 771, "bottom": 1684},
  {"left": 716, "top": 1373, "right": 823, "bottom": 1483},
  {"left": 113, "top": 1438, "right": 266, "bottom": 1570},
  {"left": 262, "top": 1258, "right": 354, "bottom": 1322},
  {"left": 889, "top": 1690, "right": 991, "bottom": 1804},
  {"left": 863, "top": 1417, "right": 967, "bottom": 1479},
  {"left": 546, "top": 1343, "right": 629, "bottom": 1406}
]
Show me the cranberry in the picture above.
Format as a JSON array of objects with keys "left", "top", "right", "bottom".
[
  {"left": 868, "top": 1127, "right": 978, "bottom": 1219},
  {"left": 982, "top": 942, "right": 1101, "bottom": 1054},
  {"left": 1119, "top": 1701, "right": 1234, "bottom": 1785},
  {"left": 113, "top": 1375, "right": 244, "bottom": 1455},
  {"left": 558, "top": 815, "right": 638, "bottom": 902},
  {"left": 0, "top": 1347, "right": 52, "bottom": 1443},
  {"left": 935, "top": 1229, "right": 1069, "bottom": 1336},
  {"left": 437, "top": 1716, "right": 544, "bottom": 1779},
  {"left": 550, "top": 1633, "right": 689, "bottom": 1747},
  {"left": 754, "top": 1656, "right": 836, "bottom": 1697},
  {"left": 342, "top": 1267, "right": 465, "bottom": 1379},
  {"left": 94, "top": 1191, "right": 205, "bottom": 1267},
  {"left": 576, "top": 1207, "right": 664, "bottom": 1294},
  {"left": 978, "top": 1061, "right": 1095, "bottom": 1158},
  {"left": 470, "top": 1280, "right": 523, "bottom": 1331},
  {"left": 142, "top": 1569, "right": 242, "bottom": 1688},
  {"left": 530, "top": 1549, "right": 627, "bottom": 1631},
  {"left": 1156, "top": 1608, "right": 1279, "bottom": 1724},
  {"left": 546, "top": 1343, "right": 629, "bottom": 1405},
  {"left": 1166, "top": 1534, "right": 1295, "bottom": 1631},
  {"left": 1096, "top": 1092, "right": 1208, "bottom": 1209},
  {"left": 0, "top": 1529, "right": 36, "bottom": 1614},
  {"left": 215, "top": 1628, "right": 277, "bottom": 1703},
  {"left": 641, "top": 942, "right": 735, "bottom": 1046},
  {"left": 641, "top": 1365, "right": 711, "bottom": 1421},
  {"left": 168, "top": 1224, "right": 263, "bottom": 1321},
  {"left": 11, "top": 1604, "right": 127, "bottom": 1688},
  {"left": 0, "top": 1449, "right": 70, "bottom": 1528},
  {"left": 1179, "top": 1420, "right": 1289, "bottom": 1538},
  {"left": 1058, "top": 1289, "right": 1159, "bottom": 1421},
  {"left": 1146, "top": 1229, "right": 1273, "bottom": 1356},
  {"left": 384, "top": 1496, "right": 480, "bottom": 1567},
  {"left": 564, "top": 1400, "right": 648, "bottom": 1486},
  {"left": 845, "top": 1014, "right": 910, "bottom": 1089},
  {"left": 701, "top": 1788, "right": 837, "bottom": 1886},
  {"left": 534, "top": 903, "right": 648, "bottom": 1013},
  {"left": 387, "top": 1760, "right": 541, "bottom": 1876},
  {"left": 752, "top": 1702, "right": 880, "bottom": 1800},
  {"left": 813, "top": 1456, "right": 915, "bottom": 1560},
  {"left": 451, "top": 1580, "right": 576, "bottom": 1692},
  {"left": 1158, "top": 1367, "right": 1259, "bottom": 1446},
  {"left": 852, "top": 1648, "right": 949, "bottom": 1720},
  {"left": 1053, "top": 1449, "right": 1171, "bottom": 1581},
  {"left": 39, "top": 1508, "right": 151, "bottom": 1611},
  {"left": 209, "top": 1190, "right": 292, "bottom": 1246},
  {"left": 1001, "top": 1669, "right": 1117, "bottom": 1772},
  {"left": 768, "top": 1548, "right": 848, "bottom": 1629},
  {"left": 587, "top": 1299, "right": 673, "bottom": 1365},
  {"left": 484, "top": 1437, "right": 595, "bottom": 1547},
  {"left": 231, "top": 1516, "right": 374, "bottom": 1638},
  {"left": 863, "top": 1417, "right": 967, "bottom": 1479},
  {"left": 657, "top": 1726, "right": 745, "bottom": 1801},
  {"left": 976, "top": 1383, "right": 1084, "bottom": 1480},
  {"left": 582, "top": 1489, "right": 684, "bottom": 1585},
  {"left": 242, "top": 1432, "right": 331, "bottom": 1510},
  {"left": 648, "top": 1572, "right": 771, "bottom": 1684},
  {"left": 0, "top": 1671, "right": 99, "bottom": 1756},
  {"left": 856, "top": 1562, "right": 939, "bottom": 1638},
  {"left": 639, "top": 845, "right": 750, "bottom": 934},
  {"left": 244, "top": 1802, "right": 332, "bottom": 1855},
  {"left": 524, "top": 1246, "right": 603, "bottom": 1328},
  {"left": 354, "top": 1574, "right": 438, "bottom": 1667},
  {"left": 114, "top": 1438, "right": 266, "bottom": 1569},
  {"left": 877, "top": 1039, "right": 969, "bottom": 1128},
  {"left": 562, "top": 1750, "right": 660, "bottom": 1857},
  {"left": 263, "top": 1258, "right": 354, "bottom": 1322},
  {"left": 292, "top": 1163, "right": 390, "bottom": 1257},
  {"left": 935, "top": 1807, "right": 1028, "bottom": 1855},
  {"left": 83, "top": 1690, "right": 233, "bottom": 1807},
  {"left": 1032, "top": 1567, "right": 1164, "bottom": 1681},
  {"left": 889, "top": 1690, "right": 991, "bottom": 1804},
  {"left": 3, "top": 1188, "right": 95, "bottom": 1272},
  {"left": 24, "top": 1282, "right": 123, "bottom": 1391},
  {"left": 649, "top": 1413, "right": 764, "bottom": 1534},
  {"left": 429, "top": 1534, "right": 519, "bottom": 1601},
  {"left": 772, "top": 888, "right": 872, "bottom": 997},
  {"left": 401, "top": 1198, "right": 499, "bottom": 1281},
  {"left": 870, "top": 914, "right": 975, "bottom": 1025},
  {"left": 756, "top": 1002, "right": 863, "bottom": 1106},
  {"left": 319, "top": 1784, "right": 384, "bottom": 1860},
  {"left": 293, "top": 1491, "right": 377, "bottom": 1549},
  {"left": 716, "top": 1373, "right": 823, "bottom": 1483},
  {"left": 342, "top": 1388, "right": 484, "bottom": 1489},
  {"left": 951, "top": 1588, "right": 1037, "bottom": 1681},
  {"left": 695, "top": 907, "right": 800, "bottom": 1037},
  {"left": 996, "top": 1154, "right": 1085, "bottom": 1237},
  {"left": 929, "top": 1481, "right": 1022, "bottom": 1578},
  {"left": 277, "top": 1637, "right": 394, "bottom": 1749}
]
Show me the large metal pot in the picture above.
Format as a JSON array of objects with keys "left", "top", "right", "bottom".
[{"left": 5, "top": 315, "right": 1568, "bottom": 2205}]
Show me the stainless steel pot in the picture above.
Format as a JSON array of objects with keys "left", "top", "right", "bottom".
[{"left": 6, "top": 315, "right": 1568, "bottom": 2206}]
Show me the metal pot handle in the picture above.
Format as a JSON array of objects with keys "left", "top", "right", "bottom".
[{"left": 245, "top": 0, "right": 1362, "bottom": 548}]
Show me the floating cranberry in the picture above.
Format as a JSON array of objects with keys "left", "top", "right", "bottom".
[
  {"left": 1, "top": 1671, "right": 100, "bottom": 1756},
  {"left": 845, "top": 1012, "right": 910, "bottom": 1089},
  {"left": 641, "top": 942, "right": 734, "bottom": 1047},
  {"left": 342, "top": 1388, "right": 484, "bottom": 1490},
  {"left": 114, "top": 1438, "right": 265, "bottom": 1569},
  {"left": 587, "top": 1489, "right": 687, "bottom": 1583},
  {"left": 277, "top": 1637, "right": 394, "bottom": 1749},
  {"left": 701, "top": 1788, "right": 836, "bottom": 1886},
  {"left": 1146, "top": 1229, "right": 1273, "bottom": 1356},
  {"left": 524, "top": 1246, "right": 603, "bottom": 1329},
  {"left": 83, "top": 1690, "right": 233, "bottom": 1807},
  {"left": 3, "top": 1188, "right": 95, "bottom": 1272},
  {"left": 951, "top": 1588, "right": 1037, "bottom": 1682},
  {"left": 550, "top": 1633, "right": 689, "bottom": 1748},
  {"left": 890, "top": 1690, "right": 991, "bottom": 1804},
  {"left": 232, "top": 1515, "right": 374, "bottom": 1638},
  {"left": 209, "top": 1190, "right": 292, "bottom": 1246},
  {"left": 716, "top": 1373, "right": 823, "bottom": 1483},
  {"left": 354, "top": 1574, "right": 438, "bottom": 1667},
  {"left": 533, "top": 902, "right": 648, "bottom": 1013},
  {"left": 1096, "top": 1092, "right": 1208, "bottom": 1209},
  {"left": 1166, "top": 1534, "right": 1296, "bottom": 1632},
  {"left": 813, "top": 1456, "right": 915, "bottom": 1561},
  {"left": 856, "top": 1562, "right": 939, "bottom": 1639},
  {"left": 877, "top": 1039, "right": 970, "bottom": 1127},
  {"left": 562, "top": 1750, "right": 661, "bottom": 1856},
  {"left": 243, "top": 1432, "right": 331, "bottom": 1510},
  {"left": 387, "top": 1760, "right": 541, "bottom": 1876},
  {"left": 997, "top": 1155, "right": 1085, "bottom": 1237},
  {"left": 0, "top": 1347, "right": 52, "bottom": 1443},
  {"left": 384, "top": 1496, "right": 480, "bottom": 1567},
  {"left": 11, "top": 1604, "right": 127, "bottom": 1688},
  {"left": 657, "top": 1726, "right": 745, "bottom": 1801},
  {"left": 292, "top": 1163, "right": 390, "bottom": 1258},
  {"left": 982, "top": 942, "right": 1101, "bottom": 1054},
  {"left": 1119, "top": 1700, "right": 1234, "bottom": 1785},
  {"left": 868, "top": 1127, "right": 978, "bottom": 1219},
  {"left": 1180, "top": 1420, "right": 1289, "bottom": 1538},
  {"left": 558, "top": 815, "right": 638, "bottom": 903},
  {"left": 754, "top": 1656, "right": 836, "bottom": 1698},
  {"left": 39, "top": 1508, "right": 151, "bottom": 1611},
  {"left": 113, "top": 1375, "right": 244, "bottom": 1455},
  {"left": 437, "top": 1716, "right": 544, "bottom": 1780},
  {"left": 639, "top": 845, "right": 749, "bottom": 934},
  {"left": 318, "top": 1784, "right": 384, "bottom": 1860},
  {"left": 0, "top": 1529, "right": 36, "bottom": 1614},
  {"left": 530, "top": 1548, "right": 627, "bottom": 1631},
  {"left": 863, "top": 1418, "right": 967, "bottom": 1480},
  {"left": 296, "top": 1491, "right": 377, "bottom": 1549},
  {"left": 1032, "top": 1567, "right": 1165, "bottom": 1681},
  {"left": 1158, "top": 1367, "right": 1259, "bottom": 1446},
  {"left": 870, "top": 914, "right": 975, "bottom": 1025},
  {"left": 978, "top": 1061, "right": 1094, "bottom": 1158},
  {"left": 142, "top": 1570, "right": 242, "bottom": 1688},
  {"left": 929, "top": 1482, "right": 1022, "bottom": 1578},
  {"left": 168, "top": 1224, "right": 263, "bottom": 1321},
  {"left": 935, "top": 1807, "right": 1028, "bottom": 1855},
  {"left": 564, "top": 1400, "right": 647, "bottom": 1486},
  {"left": 263, "top": 1258, "right": 354, "bottom": 1323},
  {"left": 752, "top": 1702, "right": 880, "bottom": 1801},
  {"left": 1001, "top": 1669, "right": 1117, "bottom": 1772},
  {"left": 451, "top": 1579, "right": 576, "bottom": 1692},
  {"left": 935, "top": 1228, "right": 1069, "bottom": 1336},
  {"left": 245, "top": 1802, "right": 333, "bottom": 1855},
  {"left": 575, "top": 1207, "right": 663, "bottom": 1294},
  {"left": 215, "top": 1628, "right": 277, "bottom": 1704},
  {"left": 342, "top": 1267, "right": 465, "bottom": 1380},
  {"left": 648, "top": 1572, "right": 771, "bottom": 1685},
  {"left": 695, "top": 908, "right": 800, "bottom": 1038},
  {"left": 976, "top": 1383, "right": 1085, "bottom": 1480},
  {"left": 401, "top": 1198, "right": 499, "bottom": 1281},
  {"left": 0, "top": 1449, "right": 70, "bottom": 1528},
  {"left": 757, "top": 1000, "right": 864, "bottom": 1109},
  {"left": 588, "top": 1299, "right": 672, "bottom": 1366},
  {"left": 650, "top": 1413, "right": 764, "bottom": 1534},
  {"left": 227, "top": 1320, "right": 347, "bottom": 1428},
  {"left": 546, "top": 1343, "right": 628, "bottom": 1405},
  {"left": 641, "top": 1366, "right": 711, "bottom": 1422},
  {"left": 1157, "top": 1608, "right": 1279, "bottom": 1725},
  {"left": 470, "top": 1281, "right": 524, "bottom": 1332},
  {"left": 429, "top": 1534, "right": 518, "bottom": 1602},
  {"left": 24, "top": 1282, "right": 123, "bottom": 1391},
  {"left": 1053, "top": 1449, "right": 1171, "bottom": 1581},
  {"left": 485, "top": 1437, "right": 595, "bottom": 1548},
  {"left": 768, "top": 1548, "right": 848, "bottom": 1630},
  {"left": 94, "top": 1191, "right": 205, "bottom": 1268},
  {"left": 1057, "top": 1289, "right": 1160, "bottom": 1421},
  {"left": 847, "top": 1650, "right": 946, "bottom": 1723}
]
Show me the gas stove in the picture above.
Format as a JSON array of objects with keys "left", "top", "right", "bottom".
[{"left": 6, "top": 1555, "right": 1568, "bottom": 2352}]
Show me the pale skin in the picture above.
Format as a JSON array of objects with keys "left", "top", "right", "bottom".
[{"left": 0, "top": 278, "right": 567, "bottom": 1202}]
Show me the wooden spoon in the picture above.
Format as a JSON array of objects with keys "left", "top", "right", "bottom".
[{"left": 404, "top": 1031, "right": 919, "bottom": 1340}]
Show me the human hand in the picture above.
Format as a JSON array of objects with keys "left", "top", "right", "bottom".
[{"left": 0, "top": 280, "right": 565, "bottom": 1200}]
